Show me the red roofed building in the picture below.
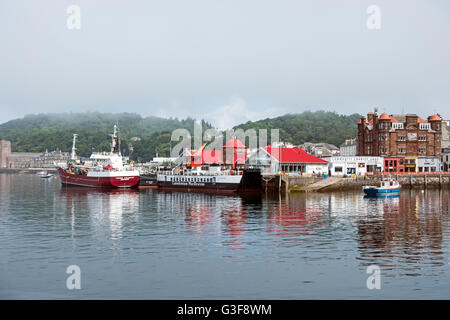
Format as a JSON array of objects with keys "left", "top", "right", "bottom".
[
  {"left": 185, "top": 139, "right": 247, "bottom": 168},
  {"left": 247, "top": 146, "right": 329, "bottom": 175},
  {"left": 357, "top": 112, "right": 442, "bottom": 170}
]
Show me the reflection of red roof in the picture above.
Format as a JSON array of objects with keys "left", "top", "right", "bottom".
[
  {"left": 223, "top": 139, "right": 246, "bottom": 148},
  {"left": 264, "top": 147, "right": 328, "bottom": 164}
]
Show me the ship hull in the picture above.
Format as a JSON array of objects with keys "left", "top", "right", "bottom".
[
  {"left": 154, "top": 169, "right": 262, "bottom": 193},
  {"left": 157, "top": 181, "right": 241, "bottom": 193},
  {"left": 363, "top": 186, "right": 401, "bottom": 197},
  {"left": 58, "top": 168, "right": 140, "bottom": 188}
]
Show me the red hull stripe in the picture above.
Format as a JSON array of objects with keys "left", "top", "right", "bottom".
[{"left": 58, "top": 168, "right": 139, "bottom": 188}]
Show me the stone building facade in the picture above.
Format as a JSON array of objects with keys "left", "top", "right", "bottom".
[
  {"left": 0, "top": 140, "right": 11, "bottom": 168},
  {"left": 0, "top": 139, "right": 69, "bottom": 168},
  {"left": 357, "top": 113, "right": 442, "bottom": 158},
  {"left": 442, "top": 120, "right": 450, "bottom": 150},
  {"left": 339, "top": 138, "right": 357, "bottom": 156}
]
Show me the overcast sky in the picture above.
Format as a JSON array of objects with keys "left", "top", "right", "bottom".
[{"left": 0, "top": 0, "right": 449, "bottom": 128}]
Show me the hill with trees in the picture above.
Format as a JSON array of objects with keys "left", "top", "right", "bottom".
[
  {"left": 0, "top": 112, "right": 211, "bottom": 162},
  {"left": 0, "top": 111, "right": 360, "bottom": 161},
  {"left": 233, "top": 111, "right": 361, "bottom": 147}
]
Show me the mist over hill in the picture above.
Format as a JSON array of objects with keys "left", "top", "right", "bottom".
[
  {"left": 234, "top": 111, "right": 361, "bottom": 147},
  {"left": 0, "top": 111, "right": 360, "bottom": 161}
]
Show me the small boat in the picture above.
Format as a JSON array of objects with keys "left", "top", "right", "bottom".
[
  {"left": 363, "top": 178, "right": 401, "bottom": 197},
  {"left": 39, "top": 171, "right": 53, "bottom": 178}
]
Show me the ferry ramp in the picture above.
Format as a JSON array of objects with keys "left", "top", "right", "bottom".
[{"left": 298, "top": 177, "right": 344, "bottom": 192}]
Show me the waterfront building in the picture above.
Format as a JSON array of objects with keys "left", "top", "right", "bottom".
[
  {"left": 417, "top": 156, "right": 441, "bottom": 173},
  {"left": 0, "top": 140, "right": 11, "bottom": 168},
  {"left": 247, "top": 146, "right": 329, "bottom": 175},
  {"left": 442, "top": 120, "right": 450, "bottom": 149},
  {"left": 322, "top": 156, "right": 383, "bottom": 177},
  {"left": 357, "top": 112, "right": 442, "bottom": 172},
  {"left": 442, "top": 147, "right": 450, "bottom": 172},
  {"left": 0, "top": 139, "right": 70, "bottom": 168},
  {"left": 383, "top": 157, "right": 405, "bottom": 173},
  {"left": 340, "top": 138, "right": 357, "bottom": 156},
  {"left": 184, "top": 139, "right": 247, "bottom": 168},
  {"left": 299, "top": 142, "right": 340, "bottom": 158}
]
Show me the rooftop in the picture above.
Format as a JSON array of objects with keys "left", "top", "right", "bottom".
[{"left": 263, "top": 147, "right": 328, "bottom": 164}]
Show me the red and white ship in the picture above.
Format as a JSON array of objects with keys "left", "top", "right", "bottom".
[{"left": 58, "top": 125, "right": 140, "bottom": 188}]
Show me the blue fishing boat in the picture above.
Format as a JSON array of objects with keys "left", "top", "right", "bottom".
[{"left": 363, "top": 178, "right": 401, "bottom": 197}]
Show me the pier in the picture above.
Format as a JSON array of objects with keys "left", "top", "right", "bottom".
[{"left": 263, "top": 173, "right": 450, "bottom": 192}]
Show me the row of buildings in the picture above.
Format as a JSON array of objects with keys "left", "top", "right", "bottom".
[
  {"left": 328, "top": 112, "right": 450, "bottom": 175},
  {"left": 0, "top": 140, "right": 70, "bottom": 169},
  {"left": 2, "top": 111, "right": 449, "bottom": 175}
]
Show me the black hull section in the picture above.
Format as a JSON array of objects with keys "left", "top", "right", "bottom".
[
  {"left": 238, "top": 169, "right": 262, "bottom": 193},
  {"left": 139, "top": 174, "right": 157, "bottom": 188},
  {"left": 157, "top": 181, "right": 240, "bottom": 193}
]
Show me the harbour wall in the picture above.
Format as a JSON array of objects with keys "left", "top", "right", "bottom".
[
  {"left": 321, "top": 175, "right": 450, "bottom": 192},
  {"left": 0, "top": 168, "right": 58, "bottom": 174},
  {"left": 266, "top": 174, "right": 450, "bottom": 192}
]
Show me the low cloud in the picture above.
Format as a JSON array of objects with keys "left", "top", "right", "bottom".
[{"left": 204, "top": 96, "right": 284, "bottom": 130}]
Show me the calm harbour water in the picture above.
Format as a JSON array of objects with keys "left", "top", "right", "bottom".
[{"left": 1, "top": 173, "right": 450, "bottom": 299}]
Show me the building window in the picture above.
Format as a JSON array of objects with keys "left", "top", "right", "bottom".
[
  {"left": 397, "top": 134, "right": 406, "bottom": 141},
  {"left": 392, "top": 123, "right": 404, "bottom": 130},
  {"left": 419, "top": 146, "right": 426, "bottom": 154},
  {"left": 420, "top": 123, "right": 431, "bottom": 130},
  {"left": 398, "top": 146, "right": 406, "bottom": 154},
  {"left": 335, "top": 166, "right": 343, "bottom": 172},
  {"left": 418, "top": 134, "right": 427, "bottom": 141}
]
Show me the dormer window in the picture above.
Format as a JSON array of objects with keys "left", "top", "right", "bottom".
[
  {"left": 392, "top": 123, "right": 404, "bottom": 130},
  {"left": 420, "top": 123, "right": 431, "bottom": 130}
]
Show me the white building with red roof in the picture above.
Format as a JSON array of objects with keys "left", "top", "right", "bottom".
[{"left": 247, "top": 146, "right": 329, "bottom": 175}]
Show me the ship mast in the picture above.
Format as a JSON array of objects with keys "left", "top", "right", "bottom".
[
  {"left": 71, "top": 134, "right": 78, "bottom": 160},
  {"left": 110, "top": 124, "right": 121, "bottom": 156}
]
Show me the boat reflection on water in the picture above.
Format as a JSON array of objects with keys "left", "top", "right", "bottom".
[
  {"left": 57, "top": 183, "right": 450, "bottom": 281},
  {"left": 363, "top": 194, "right": 400, "bottom": 199},
  {"left": 59, "top": 186, "right": 140, "bottom": 241},
  {"left": 357, "top": 189, "right": 446, "bottom": 278}
]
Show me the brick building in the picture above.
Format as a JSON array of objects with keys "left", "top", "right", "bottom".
[{"left": 358, "top": 112, "right": 442, "bottom": 158}]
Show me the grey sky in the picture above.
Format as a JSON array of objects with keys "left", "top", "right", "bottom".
[{"left": 1, "top": 0, "right": 449, "bottom": 128}]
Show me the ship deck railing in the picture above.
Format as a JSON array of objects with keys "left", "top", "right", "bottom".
[{"left": 158, "top": 170, "right": 244, "bottom": 176}]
